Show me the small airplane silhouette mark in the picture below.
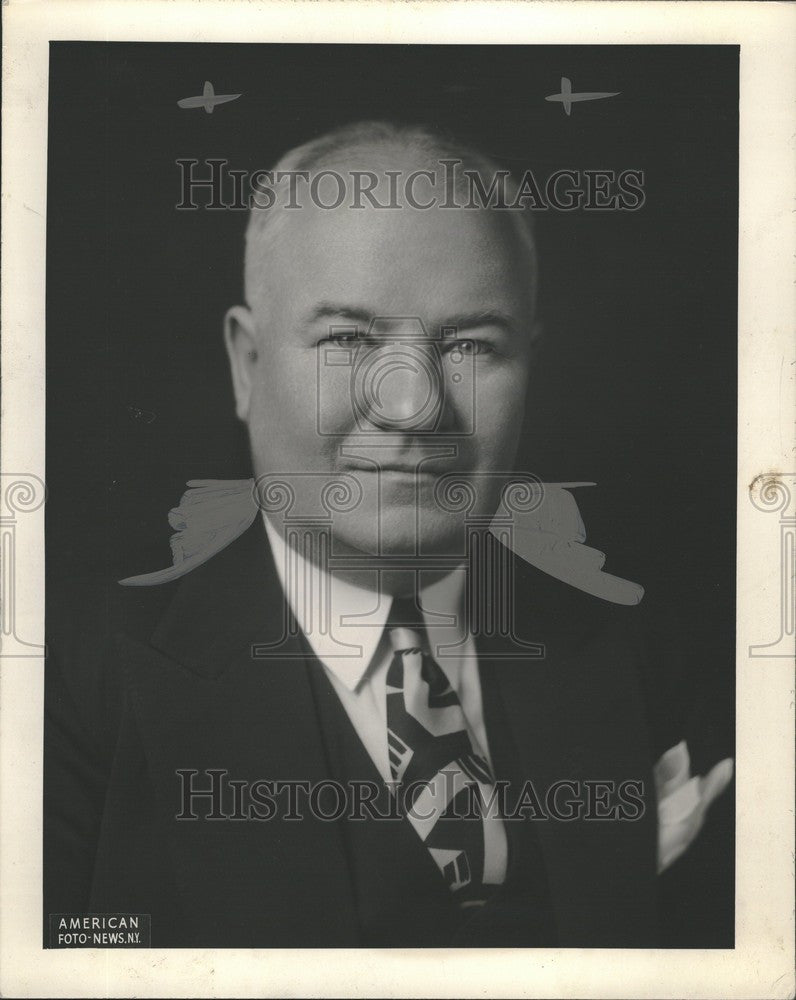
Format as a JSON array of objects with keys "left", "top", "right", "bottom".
[
  {"left": 177, "top": 81, "right": 241, "bottom": 114},
  {"left": 545, "top": 77, "right": 619, "bottom": 116}
]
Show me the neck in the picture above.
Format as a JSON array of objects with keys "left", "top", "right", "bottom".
[{"left": 262, "top": 513, "right": 479, "bottom": 596}]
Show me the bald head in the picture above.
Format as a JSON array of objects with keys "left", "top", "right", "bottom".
[{"left": 243, "top": 120, "right": 539, "bottom": 325}]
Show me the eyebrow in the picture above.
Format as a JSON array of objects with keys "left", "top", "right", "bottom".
[
  {"left": 304, "top": 303, "right": 374, "bottom": 328},
  {"left": 304, "top": 303, "right": 518, "bottom": 336},
  {"left": 442, "top": 310, "right": 517, "bottom": 336}
]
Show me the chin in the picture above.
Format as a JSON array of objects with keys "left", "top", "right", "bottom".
[{"left": 333, "top": 506, "right": 470, "bottom": 562}]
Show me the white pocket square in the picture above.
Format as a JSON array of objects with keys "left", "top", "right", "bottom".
[{"left": 655, "top": 739, "right": 734, "bottom": 874}]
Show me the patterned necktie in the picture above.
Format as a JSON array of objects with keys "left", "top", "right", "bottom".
[{"left": 385, "top": 597, "right": 508, "bottom": 907}]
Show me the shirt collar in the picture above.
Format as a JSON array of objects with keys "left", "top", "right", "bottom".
[{"left": 262, "top": 513, "right": 466, "bottom": 692}]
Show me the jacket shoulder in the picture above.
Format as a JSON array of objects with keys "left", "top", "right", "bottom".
[
  {"left": 45, "top": 572, "right": 179, "bottom": 752},
  {"left": 511, "top": 556, "right": 688, "bottom": 758}
]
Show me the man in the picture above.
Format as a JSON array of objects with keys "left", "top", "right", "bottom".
[{"left": 44, "top": 121, "right": 732, "bottom": 948}]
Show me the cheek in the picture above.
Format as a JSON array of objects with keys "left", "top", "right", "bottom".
[
  {"left": 254, "top": 348, "right": 315, "bottom": 420},
  {"left": 472, "top": 366, "right": 529, "bottom": 456},
  {"left": 247, "top": 351, "right": 331, "bottom": 464}
]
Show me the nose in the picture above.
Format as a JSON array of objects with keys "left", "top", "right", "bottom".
[{"left": 356, "top": 344, "right": 443, "bottom": 431}]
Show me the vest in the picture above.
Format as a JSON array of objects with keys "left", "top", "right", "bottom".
[{"left": 304, "top": 645, "right": 559, "bottom": 947}]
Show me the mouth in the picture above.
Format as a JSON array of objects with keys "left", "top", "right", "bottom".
[
  {"left": 379, "top": 469, "right": 438, "bottom": 482},
  {"left": 338, "top": 442, "right": 463, "bottom": 475},
  {"left": 340, "top": 459, "right": 448, "bottom": 477}
]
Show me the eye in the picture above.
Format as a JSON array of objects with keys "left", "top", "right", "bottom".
[
  {"left": 455, "top": 339, "right": 493, "bottom": 357},
  {"left": 318, "top": 331, "right": 357, "bottom": 346}
]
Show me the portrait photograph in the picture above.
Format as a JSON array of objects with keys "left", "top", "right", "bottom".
[{"left": 42, "top": 40, "right": 737, "bottom": 950}]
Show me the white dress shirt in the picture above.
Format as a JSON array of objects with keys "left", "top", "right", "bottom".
[{"left": 262, "top": 514, "right": 495, "bottom": 784}]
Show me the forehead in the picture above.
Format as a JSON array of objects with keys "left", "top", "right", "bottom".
[{"left": 251, "top": 198, "right": 534, "bottom": 327}]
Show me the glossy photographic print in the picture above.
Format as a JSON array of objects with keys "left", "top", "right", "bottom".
[{"left": 1, "top": 4, "right": 793, "bottom": 998}]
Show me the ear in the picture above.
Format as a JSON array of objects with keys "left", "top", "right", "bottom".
[
  {"left": 527, "top": 317, "right": 545, "bottom": 360},
  {"left": 224, "top": 305, "right": 259, "bottom": 421}
]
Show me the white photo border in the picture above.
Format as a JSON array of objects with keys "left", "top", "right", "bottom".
[{"left": 2, "top": 1, "right": 794, "bottom": 997}]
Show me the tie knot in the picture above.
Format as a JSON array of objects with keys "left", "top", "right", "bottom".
[
  {"left": 386, "top": 596, "right": 425, "bottom": 628},
  {"left": 386, "top": 597, "right": 426, "bottom": 653}
]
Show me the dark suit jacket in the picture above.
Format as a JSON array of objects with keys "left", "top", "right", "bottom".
[{"left": 43, "top": 518, "right": 730, "bottom": 947}]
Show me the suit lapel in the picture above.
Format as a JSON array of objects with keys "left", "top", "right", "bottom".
[
  {"left": 477, "top": 551, "right": 659, "bottom": 946},
  {"left": 116, "top": 518, "right": 360, "bottom": 946}
]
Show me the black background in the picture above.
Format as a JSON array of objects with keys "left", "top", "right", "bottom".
[{"left": 46, "top": 43, "right": 737, "bottom": 945}]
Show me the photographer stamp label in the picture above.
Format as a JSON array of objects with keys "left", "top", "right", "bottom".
[{"left": 48, "top": 914, "right": 151, "bottom": 948}]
